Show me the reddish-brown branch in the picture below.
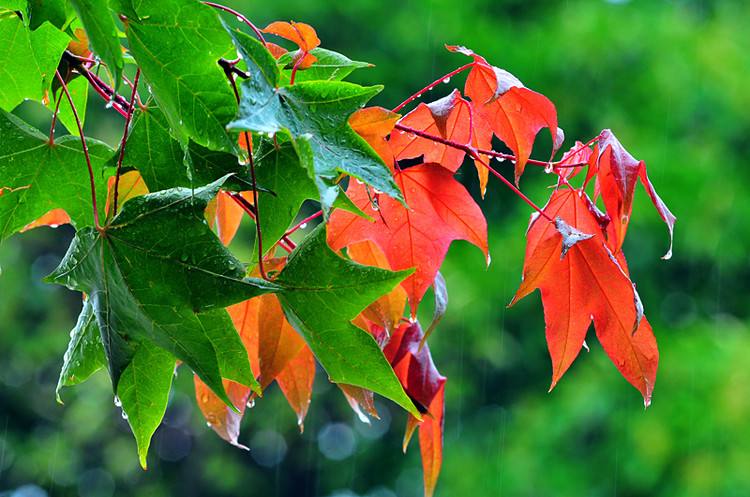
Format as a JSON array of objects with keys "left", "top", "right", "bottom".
[
  {"left": 394, "top": 123, "right": 552, "bottom": 221},
  {"left": 112, "top": 68, "right": 142, "bottom": 216},
  {"left": 203, "top": 2, "right": 267, "bottom": 46},
  {"left": 55, "top": 70, "right": 101, "bottom": 229},
  {"left": 228, "top": 193, "right": 296, "bottom": 253},
  {"left": 48, "top": 84, "right": 64, "bottom": 144},
  {"left": 392, "top": 63, "right": 474, "bottom": 113},
  {"left": 285, "top": 210, "right": 323, "bottom": 237},
  {"left": 289, "top": 53, "right": 305, "bottom": 85},
  {"left": 122, "top": 73, "right": 147, "bottom": 110},
  {"left": 63, "top": 52, "right": 130, "bottom": 117},
  {"left": 221, "top": 63, "right": 271, "bottom": 278}
]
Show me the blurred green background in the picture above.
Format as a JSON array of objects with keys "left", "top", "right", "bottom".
[{"left": 2, "top": 0, "right": 749, "bottom": 496}]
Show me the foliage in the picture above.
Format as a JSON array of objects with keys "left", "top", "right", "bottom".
[{"left": 0, "top": 1, "right": 677, "bottom": 495}]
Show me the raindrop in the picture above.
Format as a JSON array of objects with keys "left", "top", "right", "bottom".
[
  {"left": 113, "top": 396, "right": 121, "bottom": 407},
  {"left": 236, "top": 15, "right": 244, "bottom": 22},
  {"left": 496, "top": 157, "right": 506, "bottom": 162},
  {"left": 121, "top": 410, "right": 128, "bottom": 420},
  {"left": 442, "top": 77, "right": 451, "bottom": 84},
  {"left": 299, "top": 223, "right": 308, "bottom": 230},
  {"left": 246, "top": 398, "right": 256, "bottom": 409}
]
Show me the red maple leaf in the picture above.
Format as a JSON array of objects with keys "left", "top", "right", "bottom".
[
  {"left": 510, "top": 188, "right": 658, "bottom": 405},
  {"left": 328, "top": 163, "right": 488, "bottom": 313},
  {"left": 447, "top": 45, "right": 559, "bottom": 185},
  {"left": 593, "top": 129, "right": 676, "bottom": 258},
  {"left": 382, "top": 322, "right": 446, "bottom": 497},
  {"left": 389, "top": 90, "right": 472, "bottom": 172}
]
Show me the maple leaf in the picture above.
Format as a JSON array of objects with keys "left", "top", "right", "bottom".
[
  {"left": 277, "top": 48, "right": 372, "bottom": 85},
  {"left": 122, "top": 102, "right": 253, "bottom": 192},
  {"left": 447, "top": 45, "right": 559, "bottom": 185},
  {"left": 205, "top": 190, "right": 250, "bottom": 247},
  {"left": 389, "top": 90, "right": 472, "bottom": 172},
  {"left": 122, "top": 0, "right": 238, "bottom": 151},
  {"left": 67, "top": 27, "right": 91, "bottom": 58},
  {"left": 56, "top": 298, "right": 105, "bottom": 401},
  {"left": 0, "top": 14, "right": 69, "bottom": 111},
  {"left": 262, "top": 21, "right": 320, "bottom": 69},
  {"left": 328, "top": 163, "right": 488, "bottom": 312},
  {"left": 0, "top": 109, "right": 113, "bottom": 239},
  {"left": 339, "top": 384, "right": 379, "bottom": 423},
  {"left": 275, "top": 224, "right": 419, "bottom": 415},
  {"left": 349, "top": 106, "right": 401, "bottom": 169},
  {"left": 510, "top": 188, "right": 658, "bottom": 405},
  {"left": 46, "top": 178, "right": 280, "bottom": 407},
  {"left": 56, "top": 296, "right": 177, "bottom": 468},
  {"left": 194, "top": 297, "right": 260, "bottom": 448},
  {"left": 469, "top": 103, "right": 494, "bottom": 197},
  {"left": 348, "top": 240, "right": 408, "bottom": 334},
  {"left": 21, "top": 209, "right": 71, "bottom": 232},
  {"left": 105, "top": 170, "right": 149, "bottom": 218},
  {"left": 275, "top": 345, "right": 316, "bottom": 431},
  {"left": 594, "top": 129, "right": 676, "bottom": 258},
  {"left": 383, "top": 322, "right": 446, "bottom": 497},
  {"left": 226, "top": 29, "right": 400, "bottom": 213},
  {"left": 69, "top": 0, "right": 124, "bottom": 90}
]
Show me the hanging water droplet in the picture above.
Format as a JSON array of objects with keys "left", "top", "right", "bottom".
[
  {"left": 206, "top": 421, "right": 213, "bottom": 428},
  {"left": 496, "top": 157, "right": 506, "bottom": 163},
  {"left": 544, "top": 163, "right": 553, "bottom": 174},
  {"left": 442, "top": 77, "right": 451, "bottom": 84},
  {"left": 299, "top": 223, "right": 308, "bottom": 230},
  {"left": 114, "top": 396, "right": 121, "bottom": 407},
  {"left": 246, "top": 398, "right": 255, "bottom": 409},
  {"left": 121, "top": 410, "right": 128, "bottom": 420},
  {"left": 236, "top": 15, "right": 244, "bottom": 22}
]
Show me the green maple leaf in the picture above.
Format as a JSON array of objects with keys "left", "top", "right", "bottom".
[
  {"left": 0, "top": 110, "right": 113, "bottom": 240},
  {"left": 69, "top": 0, "right": 124, "bottom": 91},
  {"left": 27, "top": 0, "right": 73, "bottom": 30},
  {"left": 116, "top": 340, "right": 175, "bottom": 469},
  {"left": 0, "top": 12, "right": 69, "bottom": 111},
  {"left": 251, "top": 137, "right": 369, "bottom": 261},
  {"left": 226, "top": 30, "right": 401, "bottom": 213},
  {"left": 46, "top": 177, "right": 280, "bottom": 406},
  {"left": 122, "top": 102, "right": 252, "bottom": 191},
  {"left": 275, "top": 224, "right": 418, "bottom": 416},
  {"left": 121, "top": 0, "right": 237, "bottom": 152},
  {"left": 56, "top": 298, "right": 106, "bottom": 401},
  {"left": 276, "top": 47, "right": 372, "bottom": 85}
]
